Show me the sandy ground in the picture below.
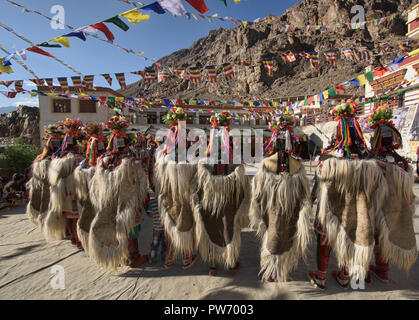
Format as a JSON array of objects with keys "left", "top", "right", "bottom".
[{"left": 0, "top": 167, "right": 418, "bottom": 300}]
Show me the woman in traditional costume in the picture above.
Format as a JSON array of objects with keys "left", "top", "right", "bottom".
[
  {"left": 308, "top": 102, "right": 387, "bottom": 289},
  {"left": 366, "top": 105, "right": 417, "bottom": 282},
  {"left": 249, "top": 113, "right": 312, "bottom": 282},
  {"left": 191, "top": 111, "right": 248, "bottom": 276}
]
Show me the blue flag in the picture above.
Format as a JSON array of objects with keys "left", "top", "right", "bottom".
[{"left": 141, "top": 2, "right": 166, "bottom": 14}]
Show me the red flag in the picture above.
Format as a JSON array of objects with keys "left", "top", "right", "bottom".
[
  {"left": 335, "top": 85, "right": 345, "bottom": 93},
  {"left": 90, "top": 22, "right": 115, "bottom": 41},
  {"left": 373, "top": 66, "right": 388, "bottom": 78},
  {"left": 185, "top": 0, "right": 208, "bottom": 14},
  {"left": 26, "top": 46, "right": 54, "bottom": 58}
]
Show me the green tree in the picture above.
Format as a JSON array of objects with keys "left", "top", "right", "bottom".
[{"left": 0, "top": 138, "right": 41, "bottom": 173}]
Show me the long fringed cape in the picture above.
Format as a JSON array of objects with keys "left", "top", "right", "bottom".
[
  {"left": 73, "top": 165, "right": 96, "bottom": 255},
  {"left": 191, "top": 163, "right": 249, "bottom": 269},
  {"left": 26, "top": 159, "right": 51, "bottom": 226},
  {"left": 156, "top": 152, "right": 197, "bottom": 258},
  {"left": 88, "top": 158, "right": 147, "bottom": 270},
  {"left": 43, "top": 153, "right": 81, "bottom": 240},
  {"left": 316, "top": 157, "right": 388, "bottom": 279},
  {"left": 249, "top": 154, "right": 312, "bottom": 281},
  {"left": 376, "top": 163, "right": 417, "bottom": 271}
]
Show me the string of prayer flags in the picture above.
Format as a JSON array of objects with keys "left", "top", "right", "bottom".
[
  {"left": 236, "top": 60, "right": 251, "bottom": 66},
  {"left": 185, "top": 0, "right": 209, "bottom": 14},
  {"left": 2, "top": 54, "right": 14, "bottom": 67},
  {"left": 71, "top": 76, "right": 83, "bottom": 92},
  {"left": 140, "top": 2, "right": 166, "bottom": 14},
  {"left": 189, "top": 67, "right": 202, "bottom": 84},
  {"left": 115, "top": 73, "right": 127, "bottom": 89},
  {"left": 30, "top": 79, "right": 45, "bottom": 86},
  {"left": 57, "top": 78, "right": 69, "bottom": 93},
  {"left": 299, "top": 52, "right": 319, "bottom": 70},
  {"left": 14, "top": 80, "right": 23, "bottom": 92},
  {"left": 222, "top": 63, "right": 235, "bottom": 80},
  {"left": 158, "top": 70, "right": 169, "bottom": 83},
  {"left": 44, "top": 78, "right": 54, "bottom": 88},
  {"left": 36, "top": 42, "right": 61, "bottom": 48},
  {"left": 262, "top": 58, "right": 274, "bottom": 76},
  {"left": 281, "top": 51, "right": 296, "bottom": 63},
  {"left": 205, "top": 65, "right": 217, "bottom": 83},
  {"left": 0, "top": 80, "right": 14, "bottom": 87},
  {"left": 380, "top": 42, "right": 391, "bottom": 53},
  {"left": 119, "top": 8, "right": 150, "bottom": 24},
  {"left": 158, "top": 0, "right": 187, "bottom": 16},
  {"left": 357, "top": 47, "right": 371, "bottom": 60},
  {"left": 131, "top": 70, "right": 144, "bottom": 77},
  {"left": 145, "top": 71, "right": 157, "bottom": 83},
  {"left": 104, "top": 15, "right": 130, "bottom": 31},
  {"left": 26, "top": 46, "right": 54, "bottom": 58},
  {"left": 324, "top": 50, "right": 338, "bottom": 66},
  {"left": 15, "top": 49, "right": 26, "bottom": 60},
  {"left": 102, "top": 74, "right": 113, "bottom": 86},
  {"left": 399, "top": 41, "right": 413, "bottom": 53},
  {"left": 342, "top": 48, "right": 356, "bottom": 61},
  {"left": 90, "top": 23, "right": 115, "bottom": 41},
  {"left": 83, "top": 75, "right": 95, "bottom": 89}
]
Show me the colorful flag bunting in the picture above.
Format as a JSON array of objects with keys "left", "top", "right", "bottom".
[
  {"left": 102, "top": 74, "right": 113, "bottom": 86},
  {"left": 115, "top": 73, "right": 127, "bottom": 89},
  {"left": 262, "top": 58, "right": 274, "bottom": 76},
  {"left": 324, "top": 50, "right": 338, "bottom": 66},
  {"left": 379, "top": 42, "right": 391, "bottom": 53},
  {"left": 14, "top": 80, "right": 23, "bottom": 92},
  {"left": 15, "top": 49, "right": 27, "bottom": 60},
  {"left": 236, "top": 60, "right": 251, "bottom": 66},
  {"left": 399, "top": 41, "right": 413, "bottom": 53},
  {"left": 83, "top": 75, "right": 95, "bottom": 89},
  {"left": 299, "top": 52, "right": 319, "bottom": 70},
  {"left": 342, "top": 48, "right": 356, "bottom": 61},
  {"left": 63, "top": 31, "right": 87, "bottom": 41},
  {"left": 357, "top": 47, "right": 371, "bottom": 60},
  {"left": 158, "top": 70, "right": 169, "bottom": 83},
  {"left": 0, "top": 80, "right": 14, "bottom": 87},
  {"left": 145, "top": 72, "right": 157, "bottom": 83},
  {"left": 222, "top": 62, "right": 235, "bottom": 80},
  {"left": 30, "top": 79, "right": 45, "bottom": 86},
  {"left": 281, "top": 51, "right": 296, "bottom": 62},
  {"left": 175, "top": 67, "right": 186, "bottom": 76},
  {"left": 188, "top": 67, "right": 202, "bottom": 84},
  {"left": 71, "top": 76, "right": 83, "bottom": 92},
  {"left": 205, "top": 65, "right": 217, "bottom": 83},
  {"left": 44, "top": 78, "right": 54, "bottom": 88}
]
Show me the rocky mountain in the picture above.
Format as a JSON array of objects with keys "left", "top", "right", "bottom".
[
  {"left": 0, "top": 106, "right": 40, "bottom": 146},
  {"left": 122, "top": 0, "right": 416, "bottom": 100},
  {"left": 0, "top": 107, "right": 17, "bottom": 115}
]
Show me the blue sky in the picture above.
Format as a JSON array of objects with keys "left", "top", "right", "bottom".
[{"left": 0, "top": 0, "right": 300, "bottom": 109}]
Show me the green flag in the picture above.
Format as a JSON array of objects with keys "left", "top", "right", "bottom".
[
  {"left": 220, "top": 0, "right": 227, "bottom": 6},
  {"left": 328, "top": 88, "right": 337, "bottom": 97},
  {"left": 365, "top": 71, "right": 374, "bottom": 82},
  {"left": 104, "top": 16, "right": 129, "bottom": 31},
  {"left": 37, "top": 42, "right": 62, "bottom": 48}
]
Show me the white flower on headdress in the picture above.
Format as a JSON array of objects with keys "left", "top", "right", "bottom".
[{"left": 341, "top": 103, "right": 348, "bottom": 111}]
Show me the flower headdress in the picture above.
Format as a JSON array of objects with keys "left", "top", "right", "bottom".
[
  {"left": 369, "top": 105, "right": 393, "bottom": 128},
  {"left": 163, "top": 107, "right": 188, "bottom": 128},
  {"left": 268, "top": 113, "right": 295, "bottom": 132},
  {"left": 43, "top": 123, "right": 64, "bottom": 140},
  {"left": 61, "top": 117, "right": 84, "bottom": 139},
  {"left": 84, "top": 123, "right": 104, "bottom": 137},
  {"left": 106, "top": 116, "right": 129, "bottom": 131},
  {"left": 210, "top": 111, "right": 233, "bottom": 129},
  {"left": 332, "top": 102, "right": 357, "bottom": 119}
]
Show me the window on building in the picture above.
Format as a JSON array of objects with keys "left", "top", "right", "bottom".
[
  {"left": 52, "top": 99, "right": 71, "bottom": 113},
  {"left": 147, "top": 112, "right": 157, "bottom": 124},
  {"left": 187, "top": 113, "right": 194, "bottom": 124},
  {"left": 160, "top": 112, "right": 167, "bottom": 124},
  {"left": 79, "top": 100, "right": 97, "bottom": 113}
]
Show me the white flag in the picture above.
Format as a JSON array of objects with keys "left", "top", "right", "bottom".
[
  {"left": 158, "top": 0, "right": 186, "bottom": 16},
  {"left": 15, "top": 49, "right": 27, "bottom": 60}
]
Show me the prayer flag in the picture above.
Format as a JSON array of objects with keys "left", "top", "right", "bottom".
[
  {"left": 115, "top": 73, "right": 127, "bottom": 90},
  {"left": 90, "top": 22, "right": 115, "bottom": 41},
  {"left": 141, "top": 2, "right": 166, "bottom": 14},
  {"left": 119, "top": 9, "right": 150, "bottom": 24},
  {"left": 102, "top": 74, "right": 113, "bottom": 86},
  {"left": 158, "top": 0, "right": 187, "bottom": 16},
  {"left": 222, "top": 63, "right": 235, "bottom": 80},
  {"left": 50, "top": 37, "right": 70, "bottom": 48},
  {"left": 104, "top": 16, "right": 130, "bottom": 31},
  {"left": 185, "top": 0, "right": 209, "bottom": 14}
]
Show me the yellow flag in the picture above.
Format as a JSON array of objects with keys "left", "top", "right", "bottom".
[
  {"left": 116, "top": 97, "right": 124, "bottom": 102},
  {"left": 50, "top": 36, "right": 70, "bottom": 48},
  {"left": 30, "top": 92, "right": 38, "bottom": 98},
  {"left": 119, "top": 9, "right": 150, "bottom": 24},
  {"left": 0, "top": 57, "right": 14, "bottom": 74},
  {"left": 234, "top": 0, "right": 241, "bottom": 3},
  {"left": 357, "top": 74, "right": 367, "bottom": 86},
  {"left": 322, "top": 90, "right": 329, "bottom": 100},
  {"left": 408, "top": 48, "right": 419, "bottom": 57},
  {"left": 136, "top": 52, "right": 144, "bottom": 56}
]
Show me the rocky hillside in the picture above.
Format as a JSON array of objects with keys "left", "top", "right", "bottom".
[
  {"left": 122, "top": 0, "right": 415, "bottom": 100},
  {"left": 0, "top": 106, "right": 40, "bottom": 146}
]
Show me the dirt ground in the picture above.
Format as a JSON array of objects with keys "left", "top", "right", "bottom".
[{"left": 0, "top": 168, "right": 418, "bottom": 300}]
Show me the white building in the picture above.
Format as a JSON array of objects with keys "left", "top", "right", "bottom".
[{"left": 37, "top": 86, "right": 125, "bottom": 144}]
